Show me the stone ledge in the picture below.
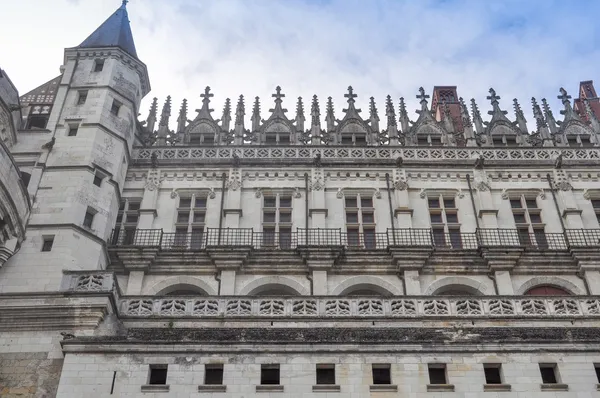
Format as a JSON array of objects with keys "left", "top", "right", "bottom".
[
  {"left": 484, "top": 383, "right": 511, "bottom": 391},
  {"left": 427, "top": 384, "right": 455, "bottom": 392},
  {"left": 312, "top": 384, "right": 341, "bottom": 392},
  {"left": 369, "top": 384, "right": 398, "bottom": 392},
  {"left": 541, "top": 383, "right": 568, "bottom": 391},
  {"left": 140, "top": 384, "right": 170, "bottom": 392},
  {"left": 198, "top": 384, "right": 226, "bottom": 392},
  {"left": 255, "top": 384, "right": 284, "bottom": 392}
]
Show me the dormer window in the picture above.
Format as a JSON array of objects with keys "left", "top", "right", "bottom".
[
  {"left": 417, "top": 137, "right": 429, "bottom": 146},
  {"left": 341, "top": 136, "right": 353, "bottom": 145},
  {"left": 505, "top": 137, "right": 516, "bottom": 146},
  {"left": 493, "top": 137, "right": 504, "bottom": 146},
  {"left": 354, "top": 135, "right": 366, "bottom": 146},
  {"left": 567, "top": 137, "right": 579, "bottom": 147},
  {"left": 430, "top": 137, "right": 442, "bottom": 146}
]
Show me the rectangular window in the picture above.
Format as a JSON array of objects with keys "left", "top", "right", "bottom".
[
  {"left": 41, "top": 236, "right": 54, "bottom": 252},
  {"left": 341, "top": 136, "right": 353, "bottom": 145},
  {"left": 110, "top": 100, "right": 122, "bottom": 116},
  {"left": 428, "top": 364, "right": 447, "bottom": 384},
  {"left": 483, "top": 364, "right": 502, "bottom": 384},
  {"left": 77, "top": 91, "right": 88, "bottom": 105},
  {"left": 148, "top": 365, "right": 168, "bottom": 385},
  {"left": 260, "top": 364, "right": 280, "bottom": 385},
  {"left": 354, "top": 135, "right": 366, "bottom": 145},
  {"left": 114, "top": 199, "right": 141, "bottom": 244},
  {"left": 83, "top": 208, "right": 95, "bottom": 228},
  {"left": 204, "top": 364, "right": 224, "bottom": 385},
  {"left": 174, "top": 194, "right": 207, "bottom": 249},
  {"left": 428, "top": 195, "right": 460, "bottom": 247},
  {"left": 511, "top": 196, "right": 544, "bottom": 244},
  {"left": 262, "top": 194, "right": 293, "bottom": 248},
  {"left": 316, "top": 364, "right": 335, "bottom": 385},
  {"left": 189, "top": 135, "right": 201, "bottom": 145},
  {"left": 344, "top": 194, "right": 377, "bottom": 248},
  {"left": 372, "top": 364, "right": 391, "bottom": 385},
  {"left": 93, "top": 59, "right": 105, "bottom": 72},
  {"left": 539, "top": 364, "right": 558, "bottom": 384},
  {"left": 93, "top": 173, "right": 103, "bottom": 187},
  {"left": 203, "top": 135, "right": 215, "bottom": 145},
  {"left": 68, "top": 125, "right": 78, "bottom": 136}
]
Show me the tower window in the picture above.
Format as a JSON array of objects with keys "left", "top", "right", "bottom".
[
  {"left": 428, "top": 364, "right": 448, "bottom": 384},
  {"left": 93, "top": 59, "right": 105, "bottom": 72},
  {"left": 41, "top": 236, "right": 55, "bottom": 252},
  {"left": 483, "top": 364, "right": 503, "bottom": 384},
  {"left": 260, "top": 364, "right": 280, "bottom": 385},
  {"left": 539, "top": 364, "right": 559, "bottom": 384},
  {"left": 204, "top": 364, "right": 224, "bottom": 385},
  {"left": 148, "top": 365, "right": 168, "bottom": 385},
  {"left": 93, "top": 173, "right": 103, "bottom": 187},
  {"left": 26, "top": 116, "right": 48, "bottom": 129},
  {"left": 110, "top": 100, "right": 122, "bottom": 116},
  {"left": 113, "top": 199, "right": 141, "bottom": 245},
  {"left": 77, "top": 91, "right": 88, "bottom": 105},
  {"left": 68, "top": 124, "right": 78, "bottom": 137},
  {"left": 83, "top": 208, "right": 96, "bottom": 229},
  {"left": 316, "top": 364, "right": 336, "bottom": 385},
  {"left": 372, "top": 364, "right": 391, "bottom": 385}
]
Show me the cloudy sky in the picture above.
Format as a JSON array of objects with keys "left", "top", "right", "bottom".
[{"left": 2, "top": 0, "right": 600, "bottom": 127}]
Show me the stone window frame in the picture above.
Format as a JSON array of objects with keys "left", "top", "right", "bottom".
[
  {"left": 114, "top": 198, "right": 141, "bottom": 245},
  {"left": 508, "top": 194, "right": 546, "bottom": 246},
  {"left": 264, "top": 131, "right": 291, "bottom": 145},
  {"left": 343, "top": 191, "right": 376, "bottom": 248},
  {"left": 77, "top": 90, "right": 88, "bottom": 106},
  {"left": 422, "top": 189, "right": 463, "bottom": 248},
  {"left": 93, "top": 58, "right": 105, "bottom": 73},
  {"left": 173, "top": 193, "right": 207, "bottom": 248},
  {"left": 261, "top": 191, "right": 293, "bottom": 248}
]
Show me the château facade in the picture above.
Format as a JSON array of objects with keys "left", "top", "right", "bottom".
[{"left": 1, "top": 2, "right": 600, "bottom": 397}]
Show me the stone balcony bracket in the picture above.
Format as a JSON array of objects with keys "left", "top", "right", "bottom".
[
  {"left": 478, "top": 208, "right": 499, "bottom": 217},
  {"left": 388, "top": 247, "right": 433, "bottom": 270},
  {"left": 480, "top": 247, "right": 523, "bottom": 271},
  {"left": 206, "top": 247, "right": 251, "bottom": 269},
  {"left": 571, "top": 248, "right": 600, "bottom": 271},
  {"left": 297, "top": 246, "right": 344, "bottom": 268},
  {"left": 114, "top": 247, "right": 160, "bottom": 272}
]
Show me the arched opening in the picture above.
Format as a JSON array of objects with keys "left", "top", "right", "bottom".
[
  {"left": 339, "top": 284, "right": 394, "bottom": 297},
  {"left": 432, "top": 285, "right": 482, "bottom": 296},
  {"left": 156, "top": 283, "right": 208, "bottom": 296},
  {"left": 248, "top": 284, "right": 299, "bottom": 296},
  {"left": 525, "top": 285, "right": 571, "bottom": 296}
]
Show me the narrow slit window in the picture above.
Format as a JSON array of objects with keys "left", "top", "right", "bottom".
[
  {"left": 68, "top": 125, "right": 78, "bottom": 137},
  {"left": 94, "top": 59, "right": 105, "bottom": 72},
  {"left": 77, "top": 91, "right": 88, "bottom": 105},
  {"left": 41, "top": 236, "right": 54, "bottom": 252},
  {"left": 83, "top": 208, "right": 96, "bottom": 229},
  {"left": 110, "top": 100, "right": 122, "bottom": 116}
]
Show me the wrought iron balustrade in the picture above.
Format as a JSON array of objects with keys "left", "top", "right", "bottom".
[{"left": 108, "top": 227, "right": 598, "bottom": 251}]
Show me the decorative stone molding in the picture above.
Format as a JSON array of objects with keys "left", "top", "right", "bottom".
[
  {"left": 146, "top": 276, "right": 217, "bottom": 296},
  {"left": 331, "top": 275, "right": 402, "bottom": 296},
  {"left": 144, "top": 169, "right": 162, "bottom": 191},
  {"left": 473, "top": 169, "right": 491, "bottom": 192},
  {"left": 336, "top": 187, "right": 344, "bottom": 198},
  {"left": 310, "top": 167, "right": 324, "bottom": 191},
  {"left": 419, "top": 188, "right": 464, "bottom": 199},
  {"left": 583, "top": 188, "right": 600, "bottom": 200},
  {"left": 255, "top": 188, "right": 262, "bottom": 198},
  {"left": 501, "top": 188, "right": 545, "bottom": 200},
  {"left": 294, "top": 187, "right": 302, "bottom": 198},
  {"left": 424, "top": 276, "right": 489, "bottom": 296},
  {"left": 393, "top": 169, "right": 408, "bottom": 191},
  {"left": 170, "top": 187, "right": 216, "bottom": 199},
  {"left": 238, "top": 276, "right": 310, "bottom": 296}
]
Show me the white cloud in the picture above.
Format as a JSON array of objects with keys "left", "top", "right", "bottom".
[{"left": 2, "top": 0, "right": 599, "bottom": 128}]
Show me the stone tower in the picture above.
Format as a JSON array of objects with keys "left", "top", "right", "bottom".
[{"left": 0, "top": 1, "right": 150, "bottom": 292}]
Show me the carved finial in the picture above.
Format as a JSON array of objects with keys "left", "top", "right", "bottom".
[
  {"left": 513, "top": 98, "right": 524, "bottom": 119},
  {"left": 531, "top": 98, "right": 547, "bottom": 129},
  {"left": 396, "top": 156, "right": 403, "bottom": 168},
  {"left": 541, "top": 98, "right": 558, "bottom": 135},
  {"left": 398, "top": 97, "right": 409, "bottom": 133},
  {"left": 558, "top": 87, "right": 571, "bottom": 105},
  {"left": 557, "top": 87, "right": 581, "bottom": 122},
  {"left": 459, "top": 97, "right": 472, "bottom": 128},
  {"left": 159, "top": 96, "right": 172, "bottom": 127},
  {"left": 385, "top": 95, "right": 397, "bottom": 128},
  {"left": 232, "top": 153, "right": 241, "bottom": 168},
  {"left": 121, "top": 0, "right": 128, "bottom": 8},
  {"left": 416, "top": 87, "right": 430, "bottom": 113},
  {"left": 313, "top": 153, "right": 322, "bottom": 168},
  {"left": 251, "top": 96, "right": 261, "bottom": 131},
  {"left": 513, "top": 98, "right": 527, "bottom": 134},
  {"left": 201, "top": 86, "right": 213, "bottom": 105},
  {"left": 268, "top": 86, "right": 287, "bottom": 117},
  {"left": 296, "top": 96, "right": 305, "bottom": 132},
  {"left": 273, "top": 86, "right": 285, "bottom": 102},
  {"left": 369, "top": 96, "right": 379, "bottom": 131},
  {"left": 345, "top": 86, "right": 357, "bottom": 104},
  {"left": 555, "top": 153, "right": 563, "bottom": 169},
  {"left": 146, "top": 97, "right": 158, "bottom": 132},
  {"left": 221, "top": 98, "right": 232, "bottom": 132},
  {"left": 325, "top": 96, "right": 335, "bottom": 131},
  {"left": 470, "top": 98, "right": 484, "bottom": 134},
  {"left": 311, "top": 95, "right": 321, "bottom": 127},
  {"left": 235, "top": 95, "right": 245, "bottom": 127},
  {"left": 487, "top": 88, "right": 500, "bottom": 105},
  {"left": 474, "top": 155, "right": 484, "bottom": 169},
  {"left": 177, "top": 98, "right": 188, "bottom": 133}
]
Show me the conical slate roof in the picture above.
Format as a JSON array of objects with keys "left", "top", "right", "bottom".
[{"left": 78, "top": 1, "right": 138, "bottom": 58}]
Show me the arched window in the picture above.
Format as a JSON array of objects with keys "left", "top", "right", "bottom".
[
  {"left": 525, "top": 286, "right": 571, "bottom": 296},
  {"left": 248, "top": 284, "right": 299, "bottom": 296}
]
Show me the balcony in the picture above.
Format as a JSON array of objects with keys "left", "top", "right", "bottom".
[{"left": 108, "top": 228, "right": 599, "bottom": 251}]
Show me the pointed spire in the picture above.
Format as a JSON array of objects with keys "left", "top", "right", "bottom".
[
  {"left": 221, "top": 98, "right": 232, "bottom": 132},
  {"left": 159, "top": 96, "right": 172, "bottom": 128},
  {"left": 177, "top": 99, "right": 188, "bottom": 133},
  {"left": 325, "top": 96, "right": 336, "bottom": 132},
  {"left": 385, "top": 95, "right": 399, "bottom": 145},
  {"left": 296, "top": 96, "right": 305, "bottom": 132},
  {"left": 310, "top": 95, "right": 322, "bottom": 145},
  {"left": 470, "top": 98, "right": 484, "bottom": 134},
  {"left": 146, "top": 97, "right": 158, "bottom": 132},
  {"left": 398, "top": 97, "right": 410, "bottom": 133},
  {"left": 234, "top": 95, "right": 245, "bottom": 145},
  {"left": 531, "top": 97, "right": 552, "bottom": 145},
  {"left": 78, "top": 2, "right": 138, "bottom": 58},
  {"left": 513, "top": 98, "right": 528, "bottom": 134},
  {"left": 583, "top": 99, "right": 600, "bottom": 133},
  {"left": 251, "top": 96, "right": 261, "bottom": 131},
  {"left": 369, "top": 97, "right": 379, "bottom": 131},
  {"left": 460, "top": 97, "right": 476, "bottom": 145},
  {"left": 542, "top": 98, "right": 558, "bottom": 135}
]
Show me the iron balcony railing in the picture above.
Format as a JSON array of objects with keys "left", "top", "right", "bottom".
[{"left": 108, "top": 227, "right": 597, "bottom": 251}]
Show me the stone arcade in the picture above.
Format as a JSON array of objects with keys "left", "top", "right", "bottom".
[{"left": 2, "top": 2, "right": 600, "bottom": 397}]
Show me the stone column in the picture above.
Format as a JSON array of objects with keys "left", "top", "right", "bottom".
[
  {"left": 309, "top": 167, "right": 327, "bottom": 228},
  {"left": 219, "top": 270, "right": 237, "bottom": 295},
  {"left": 223, "top": 167, "right": 242, "bottom": 229},
  {"left": 473, "top": 170, "right": 498, "bottom": 229},
  {"left": 137, "top": 169, "right": 161, "bottom": 229},
  {"left": 311, "top": 270, "right": 328, "bottom": 295},
  {"left": 493, "top": 270, "right": 514, "bottom": 295},
  {"left": 403, "top": 270, "right": 421, "bottom": 295},
  {"left": 392, "top": 169, "right": 412, "bottom": 228},
  {"left": 126, "top": 270, "right": 144, "bottom": 295}
]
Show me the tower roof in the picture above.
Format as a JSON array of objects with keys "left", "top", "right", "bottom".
[{"left": 78, "top": 1, "right": 138, "bottom": 58}]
